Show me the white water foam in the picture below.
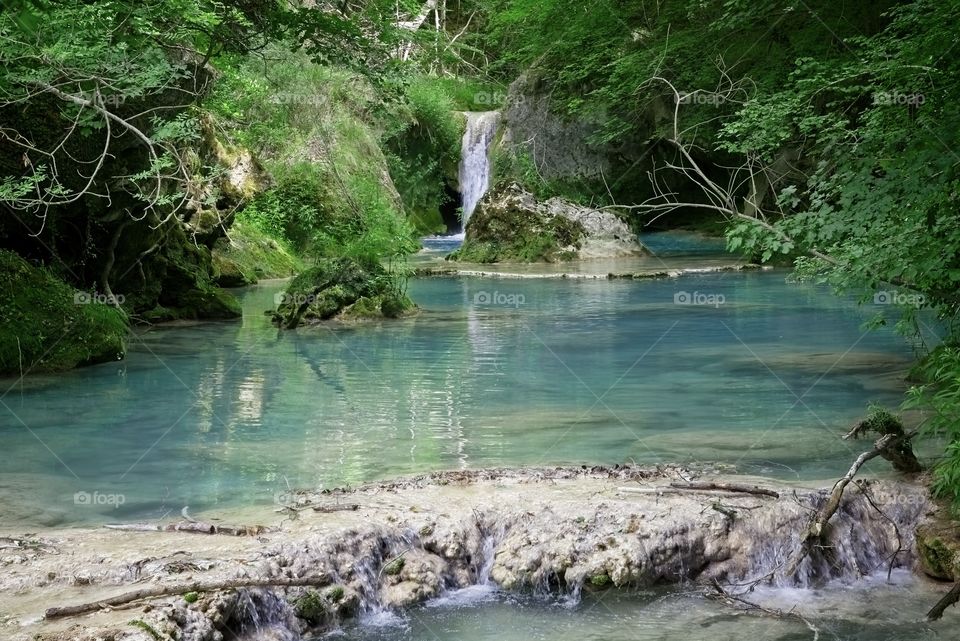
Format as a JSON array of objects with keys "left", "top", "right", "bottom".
[{"left": 459, "top": 111, "right": 500, "bottom": 229}]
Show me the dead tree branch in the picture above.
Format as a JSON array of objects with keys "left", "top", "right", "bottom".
[
  {"left": 783, "top": 431, "right": 918, "bottom": 579},
  {"left": 45, "top": 576, "right": 331, "bottom": 620},
  {"left": 927, "top": 581, "right": 960, "bottom": 621}
]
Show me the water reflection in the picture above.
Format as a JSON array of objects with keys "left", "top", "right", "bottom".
[{"left": 0, "top": 270, "right": 917, "bottom": 526}]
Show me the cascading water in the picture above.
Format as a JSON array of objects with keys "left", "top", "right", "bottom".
[{"left": 458, "top": 111, "right": 500, "bottom": 231}]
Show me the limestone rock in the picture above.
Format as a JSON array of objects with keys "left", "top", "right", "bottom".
[{"left": 449, "top": 183, "right": 645, "bottom": 263}]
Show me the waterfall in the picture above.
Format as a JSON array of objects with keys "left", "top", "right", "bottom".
[{"left": 459, "top": 111, "right": 500, "bottom": 230}]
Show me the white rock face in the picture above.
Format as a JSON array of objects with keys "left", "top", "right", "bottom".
[{"left": 542, "top": 196, "right": 644, "bottom": 258}]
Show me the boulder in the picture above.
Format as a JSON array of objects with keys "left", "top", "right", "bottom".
[
  {"left": 271, "top": 257, "right": 415, "bottom": 328},
  {"left": 0, "top": 250, "right": 127, "bottom": 375},
  {"left": 449, "top": 183, "right": 645, "bottom": 263}
]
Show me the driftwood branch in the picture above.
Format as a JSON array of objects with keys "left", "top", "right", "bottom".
[
  {"left": 669, "top": 481, "right": 780, "bottom": 498},
  {"left": 45, "top": 576, "right": 331, "bottom": 620},
  {"left": 103, "top": 521, "right": 272, "bottom": 536},
  {"left": 783, "top": 431, "right": 917, "bottom": 578},
  {"left": 313, "top": 503, "right": 360, "bottom": 513},
  {"left": 707, "top": 580, "right": 820, "bottom": 640},
  {"left": 927, "top": 581, "right": 960, "bottom": 621}
]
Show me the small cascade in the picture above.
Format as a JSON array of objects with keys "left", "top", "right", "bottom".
[
  {"left": 426, "top": 518, "right": 507, "bottom": 609},
  {"left": 458, "top": 111, "right": 500, "bottom": 230},
  {"left": 229, "top": 589, "right": 301, "bottom": 641},
  {"left": 740, "top": 485, "right": 927, "bottom": 588}
]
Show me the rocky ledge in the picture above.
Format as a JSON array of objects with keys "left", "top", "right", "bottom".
[
  {"left": 3, "top": 465, "right": 954, "bottom": 641},
  {"left": 449, "top": 183, "right": 646, "bottom": 263}
]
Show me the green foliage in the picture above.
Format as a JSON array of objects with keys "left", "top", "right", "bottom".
[
  {"left": 854, "top": 405, "right": 906, "bottom": 438},
  {"left": 212, "top": 221, "right": 303, "bottom": 286},
  {"left": 383, "top": 77, "right": 466, "bottom": 234},
  {"left": 707, "top": 0, "right": 960, "bottom": 500},
  {"left": 209, "top": 50, "right": 418, "bottom": 263},
  {"left": 907, "top": 347, "right": 960, "bottom": 504}
]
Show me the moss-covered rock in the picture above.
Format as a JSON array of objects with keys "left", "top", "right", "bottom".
[
  {"left": 211, "top": 221, "right": 303, "bottom": 287},
  {"left": 589, "top": 573, "right": 612, "bottom": 588},
  {"left": 448, "top": 183, "right": 644, "bottom": 263},
  {"left": 271, "top": 257, "right": 414, "bottom": 328},
  {"left": 174, "top": 285, "right": 242, "bottom": 319},
  {"left": 211, "top": 253, "right": 253, "bottom": 288},
  {"left": 106, "top": 218, "right": 242, "bottom": 323},
  {"left": 0, "top": 250, "right": 127, "bottom": 375},
  {"left": 383, "top": 556, "right": 406, "bottom": 576},
  {"left": 293, "top": 589, "right": 330, "bottom": 626},
  {"left": 916, "top": 520, "right": 960, "bottom": 580}
]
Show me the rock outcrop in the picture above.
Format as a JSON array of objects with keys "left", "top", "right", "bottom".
[
  {"left": 500, "top": 72, "right": 613, "bottom": 180},
  {"left": 271, "top": 257, "right": 415, "bottom": 328},
  {"left": 449, "top": 183, "right": 645, "bottom": 263},
  {"left": 0, "top": 249, "right": 127, "bottom": 375},
  {"left": 916, "top": 505, "right": 960, "bottom": 581}
]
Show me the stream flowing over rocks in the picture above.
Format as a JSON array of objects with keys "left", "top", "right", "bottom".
[{"left": 5, "top": 467, "right": 941, "bottom": 641}]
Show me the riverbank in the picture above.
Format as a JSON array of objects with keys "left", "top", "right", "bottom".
[{"left": 2, "top": 465, "right": 955, "bottom": 641}]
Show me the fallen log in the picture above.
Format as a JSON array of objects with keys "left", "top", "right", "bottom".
[
  {"left": 312, "top": 503, "right": 360, "bottom": 513},
  {"left": 669, "top": 482, "right": 779, "bottom": 498},
  {"left": 45, "top": 575, "right": 331, "bottom": 620},
  {"left": 103, "top": 523, "right": 161, "bottom": 532},
  {"left": 103, "top": 522, "right": 272, "bottom": 536},
  {"left": 927, "top": 581, "right": 960, "bottom": 621}
]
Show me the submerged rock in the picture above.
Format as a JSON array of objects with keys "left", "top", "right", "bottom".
[
  {"left": 449, "top": 183, "right": 645, "bottom": 263},
  {"left": 271, "top": 257, "right": 415, "bottom": 328}
]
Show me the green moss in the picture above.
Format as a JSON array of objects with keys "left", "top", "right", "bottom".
[
  {"left": 341, "top": 296, "right": 384, "bottom": 319},
  {"left": 383, "top": 557, "right": 405, "bottom": 576},
  {"left": 0, "top": 250, "right": 127, "bottom": 376},
  {"left": 917, "top": 528, "right": 960, "bottom": 580},
  {"left": 171, "top": 284, "right": 242, "bottom": 320},
  {"left": 408, "top": 209, "right": 446, "bottom": 236},
  {"left": 448, "top": 186, "right": 586, "bottom": 263},
  {"left": 211, "top": 253, "right": 254, "bottom": 288},
  {"left": 589, "top": 573, "right": 612, "bottom": 588},
  {"left": 325, "top": 585, "right": 345, "bottom": 602},
  {"left": 212, "top": 221, "right": 303, "bottom": 286},
  {"left": 293, "top": 589, "right": 329, "bottom": 625},
  {"left": 129, "top": 619, "right": 164, "bottom": 640},
  {"left": 272, "top": 257, "right": 414, "bottom": 328},
  {"left": 183, "top": 591, "right": 199, "bottom": 603}
]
